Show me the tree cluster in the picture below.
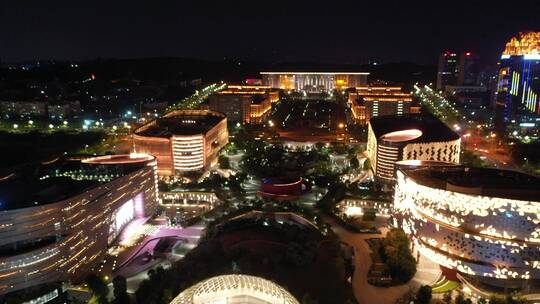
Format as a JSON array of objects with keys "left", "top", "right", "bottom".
[{"left": 380, "top": 228, "right": 417, "bottom": 283}]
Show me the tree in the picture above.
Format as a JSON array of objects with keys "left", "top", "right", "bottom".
[
  {"left": 363, "top": 158, "right": 371, "bottom": 171},
  {"left": 381, "top": 228, "right": 417, "bottom": 283},
  {"left": 112, "top": 276, "right": 129, "bottom": 304},
  {"left": 218, "top": 155, "right": 230, "bottom": 169},
  {"left": 349, "top": 157, "right": 359, "bottom": 170},
  {"left": 455, "top": 291, "right": 472, "bottom": 304},
  {"left": 415, "top": 285, "right": 432, "bottom": 304},
  {"left": 285, "top": 242, "right": 315, "bottom": 267},
  {"left": 85, "top": 274, "right": 109, "bottom": 304},
  {"left": 302, "top": 293, "right": 319, "bottom": 304},
  {"left": 442, "top": 291, "right": 452, "bottom": 304}
]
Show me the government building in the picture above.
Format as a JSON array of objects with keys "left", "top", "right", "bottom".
[
  {"left": 367, "top": 114, "right": 461, "bottom": 183},
  {"left": 260, "top": 72, "right": 368, "bottom": 92},
  {"left": 0, "top": 154, "right": 158, "bottom": 295},
  {"left": 394, "top": 162, "right": 540, "bottom": 290},
  {"left": 133, "top": 110, "right": 228, "bottom": 175}
]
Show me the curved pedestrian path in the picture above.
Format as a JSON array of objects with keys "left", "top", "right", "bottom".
[{"left": 321, "top": 214, "right": 441, "bottom": 304}]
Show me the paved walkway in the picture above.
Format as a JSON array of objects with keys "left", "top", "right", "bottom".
[{"left": 322, "top": 215, "right": 441, "bottom": 304}]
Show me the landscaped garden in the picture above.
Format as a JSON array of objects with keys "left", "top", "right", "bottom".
[
  {"left": 365, "top": 229, "right": 417, "bottom": 287},
  {"left": 134, "top": 204, "right": 357, "bottom": 304}
]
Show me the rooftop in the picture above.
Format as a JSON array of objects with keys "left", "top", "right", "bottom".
[
  {"left": 352, "top": 86, "right": 413, "bottom": 103},
  {"left": 134, "top": 110, "right": 226, "bottom": 137},
  {"left": 401, "top": 165, "right": 540, "bottom": 201},
  {"left": 502, "top": 32, "right": 540, "bottom": 56},
  {"left": 369, "top": 114, "right": 460, "bottom": 143},
  {"left": 0, "top": 154, "right": 152, "bottom": 210},
  {"left": 0, "top": 176, "right": 98, "bottom": 210},
  {"left": 209, "top": 92, "right": 268, "bottom": 104}
]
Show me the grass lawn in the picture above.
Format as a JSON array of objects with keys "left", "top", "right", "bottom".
[{"left": 432, "top": 279, "right": 460, "bottom": 293}]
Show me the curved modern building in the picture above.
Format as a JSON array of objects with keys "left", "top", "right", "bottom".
[
  {"left": 394, "top": 163, "right": 540, "bottom": 287},
  {"left": 0, "top": 154, "right": 158, "bottom": 295},
  {"left": 170, "top": 274, "right": 299, "bottom": 304},
  {"left": 367, "top": 114, "right": 460, "bottom": 182},
  {"left": 134, "top": 110, "right": 228, "bottom": 175}
]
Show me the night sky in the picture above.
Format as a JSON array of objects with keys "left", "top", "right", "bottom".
[{"left": 1, "top": 0, "right": 539, "bottom": 65}]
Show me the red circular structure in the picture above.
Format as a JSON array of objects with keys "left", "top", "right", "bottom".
[{"left": 258, "top": 177, "right": 310, "bottom": 201}]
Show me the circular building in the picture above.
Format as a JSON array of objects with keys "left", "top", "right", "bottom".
[
  {"left": 0, "top": 154, "right": 158, "bottom": 295},
  {"left": 394, "top": 163, "right": 540, "bottom": 288},
  {"left": 170, "top": 274, "right": 299, "bottom": 304},
  {"left": 134, "top": 110, "right": 228, "bottom": 175},
  {"left": 367, "top": 114, "right": 461, "bottom": 183}
]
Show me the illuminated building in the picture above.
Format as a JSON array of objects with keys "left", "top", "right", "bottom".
[
  {"left": 169, "top": 274, "right": 299, "bottom": 304},
  {"left": 205, "top": 85, "right": 279, "bottom": 124},
  {"left": 0, "top": 101, "right": 47, "bottom": 117},
  {"left": 458, "top": 51, "right": 480, "bottom": 86},
  {"left": 367, "top": 114, "right": 460, "bottom": 183},
  {"left": 0, "top": 154, "right": 158, "bottom": 295},
  {"left": 348, "top": 86, "right": 420, "bottom": 124},
  {"left": 133, "top": 110, "right": 228, "bottom": 175},
  {"left": 394, "top": 162, "right": 540, "bottom": 288},
  {"left": 260, "top": 72, "right": 369, "bottom": 92},
  {"left": 495, "top": 32, "right": 540, "bottom": 133},
  {"left": 437, "top": 51, "right": 459, "bottom": 90}
]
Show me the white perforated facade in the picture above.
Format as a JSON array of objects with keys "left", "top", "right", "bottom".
[{"left": 170, "top": 275, "right": 299, "bottom": 304}]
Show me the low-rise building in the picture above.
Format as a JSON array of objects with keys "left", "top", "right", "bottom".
[
  {"left": 348, "top": 86, "right": 420, "bottom": 125},
  {"left": 205, "top": 85, "right": 279, "bottom": 124},
  {"left": 133, "top": 110, "right": 228, "bottom": 175}
]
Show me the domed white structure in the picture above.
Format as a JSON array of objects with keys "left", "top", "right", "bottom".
[{"left": 170, "top": 274, "right": 299, "bottom": 304}]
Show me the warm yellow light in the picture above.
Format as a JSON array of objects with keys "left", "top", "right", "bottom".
[{"left": 502, "top": 32, "right": 540, "bottom": 56}]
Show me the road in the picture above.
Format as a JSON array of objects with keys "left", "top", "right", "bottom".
[{"left": 415, "top": 84, "right": 524, "bottom": 172}]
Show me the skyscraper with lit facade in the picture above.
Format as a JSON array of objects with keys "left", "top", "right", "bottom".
[{"left": 495, "top": 32, "right": 540, "bottom": 133}]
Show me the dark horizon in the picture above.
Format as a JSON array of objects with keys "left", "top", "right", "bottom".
[{"left": 1, "top": 1, "right": 539, "bottom": 65}]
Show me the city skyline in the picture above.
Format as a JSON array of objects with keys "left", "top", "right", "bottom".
[{"left": 2, "top": 3, "right": 540, "bottom": 303}]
